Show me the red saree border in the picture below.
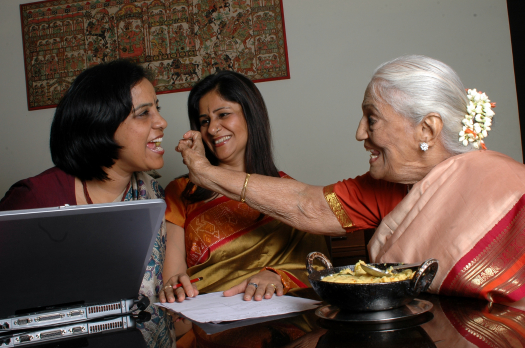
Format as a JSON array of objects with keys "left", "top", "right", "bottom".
[
  {"left": 185, "top": 171, "right": 289, "bottom": 267},
  {"left": 481, "top": 306, "right": 525, "bottom": 338},
  {"left": 441, "top": 194, "right": 525, "bottom": 302},
  {"left": 263, "top": 267, "right": 307, "bottom": 292},
  {"left": 281, "top": 270, "right": 307, "bottom": 288},
  {"left": 441, "top": 299, "right": 525, "bottom": 348},
  {"left": 442, "top": 309, "right": 493, "bottom": 348},
  {"left": 185, "top": 170, "right": 289, "bottom": 228},
  {"left": 185, "top": 195, "right": 230, "bottom": 229}
]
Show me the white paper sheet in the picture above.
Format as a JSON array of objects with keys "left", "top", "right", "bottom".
[{"left": 154, "top": 292, "right": 321, "bottom": 323}]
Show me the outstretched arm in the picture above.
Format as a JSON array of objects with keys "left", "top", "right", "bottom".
[{"left": 176, "top": 131, "right": 346, "bottom": 236}]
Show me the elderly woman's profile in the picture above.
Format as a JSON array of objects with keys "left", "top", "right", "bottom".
[{"left": 177, "top": 55, "right": 525, "bottom": 309}]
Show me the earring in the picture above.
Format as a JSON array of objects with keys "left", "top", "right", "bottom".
[
  {"left": 215, "top": 127, "right": 221, "bottom": 135},
  {"left": 420, "top": 142, "right": 429, "bottom": 151}
]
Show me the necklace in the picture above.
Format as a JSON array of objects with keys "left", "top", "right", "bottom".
[{"left": 82, "top": 180, "right": 131, "bottom": 204}]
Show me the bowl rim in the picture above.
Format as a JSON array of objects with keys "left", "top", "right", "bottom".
[{"left": 308, "top": 262, "right": 417, "bottom": 286}]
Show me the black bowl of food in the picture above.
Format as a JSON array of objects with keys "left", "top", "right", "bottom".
[{"left": 306, "top": 252, "right": 438, "bottom": 312}]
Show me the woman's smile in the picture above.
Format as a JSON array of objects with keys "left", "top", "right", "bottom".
[
  {"left": 367, "top": 147, "right": 380, "bottom": 163},
  {"left": 356, "top": 91, "right": 422, "bottom": 183},
  {"left": 198, "top": 89, "right": 248, "bottom": 171},
  {"left": 214, "top": 135, "right": 232, "bottom": 146},
  {"left": 113, "top": 78, "right": 167, "bottom": 173},
  {"left": 147, "top": 137, "right": 164, "bottom": 154}
]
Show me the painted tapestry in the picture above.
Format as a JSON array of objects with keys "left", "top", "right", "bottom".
[{"left": 20, "top": 0, "right": 289, "bottom": 110}]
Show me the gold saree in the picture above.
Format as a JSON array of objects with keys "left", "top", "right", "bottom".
[
  {"left": 165, "top": 173, "right": 328, "bottom": 348},
  {"left": 164, "top": 173, "right": 329, "bottom": 293}
]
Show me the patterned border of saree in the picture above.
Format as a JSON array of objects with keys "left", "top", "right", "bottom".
[
  {"left": 323, "top": 184, "right": 354, "bottom": 231},
  {"left": 441, "top": 194, "right": 525, "bottom": 303},
  {"left": 441, "top": 298, "right": 525, "bottom": 348},
  {"left": 185, "top": 195, "right": 273, "bottom": 268}
]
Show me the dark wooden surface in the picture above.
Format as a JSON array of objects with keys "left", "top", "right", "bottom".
[{"left": 328, "top": 229, "right": 375, "bottom": 266}]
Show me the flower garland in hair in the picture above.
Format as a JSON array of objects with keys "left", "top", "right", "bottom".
[{"left": 459, "top": 89, "right": 495, "bottom": 150}]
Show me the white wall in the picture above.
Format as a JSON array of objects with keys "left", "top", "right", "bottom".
[{"left": 0, "top": 0, "right": 521, "bottom": 196}]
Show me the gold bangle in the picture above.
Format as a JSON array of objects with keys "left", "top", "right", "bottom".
[{"left": 240, "top": 173, "right": 251, "bottom": 203}]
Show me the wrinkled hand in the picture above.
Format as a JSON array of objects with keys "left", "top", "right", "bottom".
[
  {"left": 176, "top": 131, "right": 211, "bottom": 187},
  {"left": 159, "top": 273, "right": 199, "bottom": 303},
  {"left": 223, "top": 270, "right": 283, "bottom": 301}
]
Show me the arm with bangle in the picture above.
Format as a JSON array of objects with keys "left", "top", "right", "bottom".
[{"left": 176, "top": 130, "right": 346, "bottom": 236}]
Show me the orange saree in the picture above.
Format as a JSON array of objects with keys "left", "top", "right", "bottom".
[{"left": 164, "top": 172, "right": 329, "bottom": 294}]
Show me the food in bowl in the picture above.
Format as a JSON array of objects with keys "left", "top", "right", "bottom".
[{"left": 321, "top": 260, "right": 415, "bottom": 284}]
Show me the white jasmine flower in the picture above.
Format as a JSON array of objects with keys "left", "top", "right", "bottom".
[
  {"left": 474, "top": 123, "right": 482, "bottom": 133},
  {"left": 475, "top": 105, "right": 483, "bottom": 113},
  {"left": 462, "top": 88, "right": 495, "bottom": 150}
]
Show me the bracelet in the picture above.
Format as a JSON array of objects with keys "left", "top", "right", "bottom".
[{"left": 240, "top": 173, "right": 251, "bottom": 203}]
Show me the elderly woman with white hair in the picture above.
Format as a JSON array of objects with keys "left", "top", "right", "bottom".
[{"left": 176, "top": 55, "right": 525, "bottom": 308}]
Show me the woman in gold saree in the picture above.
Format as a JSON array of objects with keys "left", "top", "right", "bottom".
[
  {"left": 176, "top": 55, "right": 525, "bottom": 310},
  {"left": 159, "top": 71, "right": 328, "bottom": 305}
]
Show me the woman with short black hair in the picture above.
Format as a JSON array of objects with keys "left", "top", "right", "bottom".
[
  {"left": 50, "top": 59, "right": 156, "bottom": 182},
  {"left": 0, "top": 59, "right": 174, "bottom": 348}
]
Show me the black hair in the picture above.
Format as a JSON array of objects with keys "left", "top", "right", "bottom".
[
  {"left": 50, "top": 60, "right": 153, "bottom": 181},
  {"left": 183, "top": 71, "right": 279, "bottom": 203}
]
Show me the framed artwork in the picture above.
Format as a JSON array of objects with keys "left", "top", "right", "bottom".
[{"left": 20, "top": 0, "right": 289, "bottom": 110}]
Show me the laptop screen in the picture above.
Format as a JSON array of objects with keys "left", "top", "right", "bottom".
[{"left": 0, "top": 200, "right": 165, "bottom": 318}]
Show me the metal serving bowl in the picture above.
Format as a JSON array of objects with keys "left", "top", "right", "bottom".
[{"left": 306, "top": 252, "right": 438, "bottom": 312}]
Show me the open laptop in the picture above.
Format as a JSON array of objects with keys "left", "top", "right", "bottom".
[{"left": 0, "top": 199, "right": 165, "bottom": 334}]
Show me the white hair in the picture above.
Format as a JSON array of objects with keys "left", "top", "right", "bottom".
[{"left": 368, "top": 55, "right": 474, "bottom": 155}]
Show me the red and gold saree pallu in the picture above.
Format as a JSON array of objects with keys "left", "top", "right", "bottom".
[
  {"left": 183, "top": 195, "right": 329, "bottom": 293},
  {"left": 368, "top": 151, "right": 525, "bottom": 309},
  {"left": 441, "top": 298, "right": 525, "bottom": 348},
  {"left": 421, "top": 296, "right": 525, "bottom": 348}
]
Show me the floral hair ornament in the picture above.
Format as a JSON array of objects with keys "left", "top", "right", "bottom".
[{"left": 459, "top": 89, "right": 495, "bottom": 150}]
